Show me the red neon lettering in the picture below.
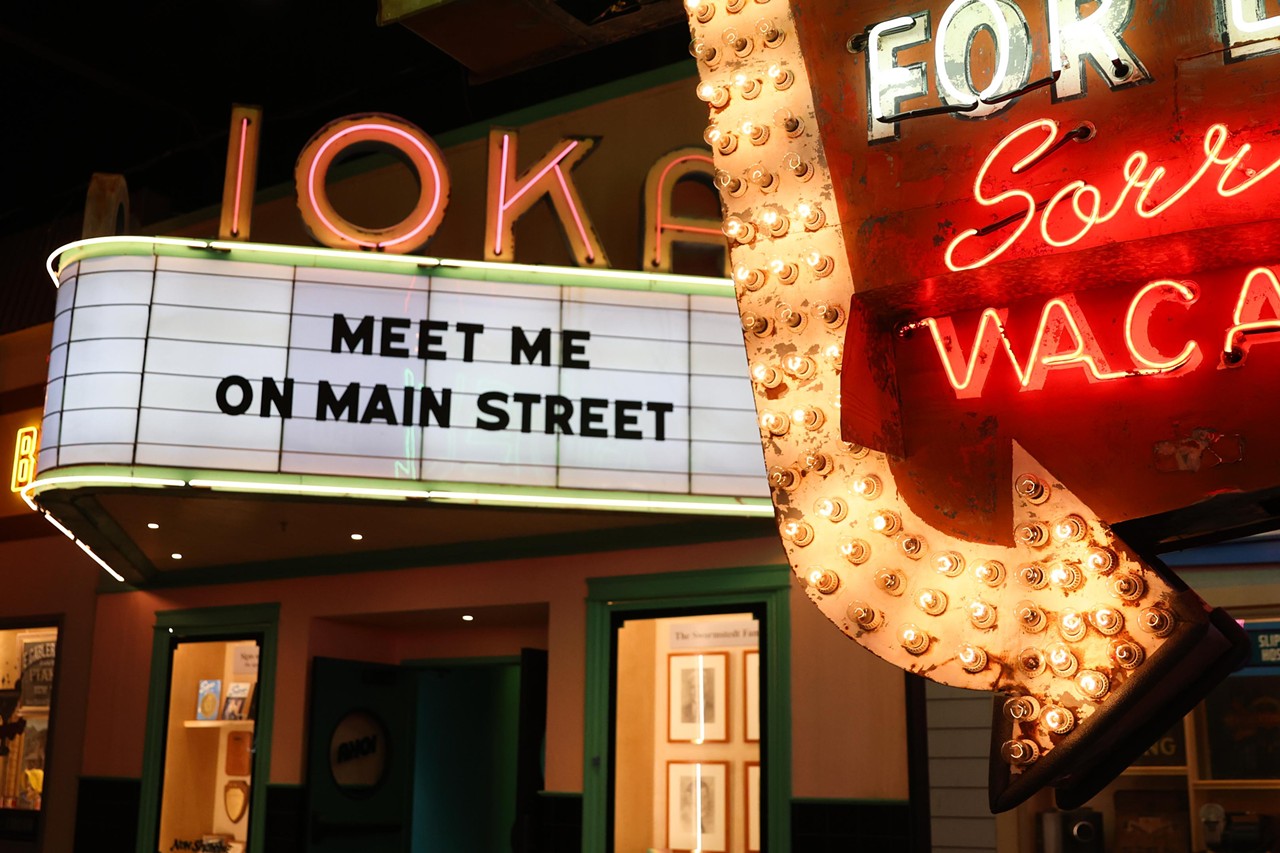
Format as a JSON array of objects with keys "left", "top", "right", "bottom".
[
  {"left": 1224, "top": 266, "right": 1280, "bottom": 364},
  {"left": 947, "top": 120, "right": 1280, "bottom": 271},
  {"left": 923, "top": 309, "right": 1025, "bottom": 398},
  {"left": 1124, "top": 280, "right": 1200, "bottom": 373}
]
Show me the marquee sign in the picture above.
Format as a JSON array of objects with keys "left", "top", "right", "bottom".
[
  {"left": 24, "top": 238, "right": 771, "bottom": 579},
  {"left": 685, "top": 0, "right": 1276, "bottom": 812}
]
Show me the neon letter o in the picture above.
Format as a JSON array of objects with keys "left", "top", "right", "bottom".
[{"left": 295, "top": 113, "right": 450, "bottom": 254}]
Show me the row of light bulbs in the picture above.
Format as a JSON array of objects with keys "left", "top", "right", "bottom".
[{"left": 686, "top": 0, "right": 1168, "bottom": 773}]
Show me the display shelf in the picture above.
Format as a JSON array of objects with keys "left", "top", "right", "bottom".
[
  {"left": 1121, "top": 766, "right": 1188, "bottom": 777},
  {"left": 1191, "top": 778, "right": 1280, "bottom": 790},
  {"left": 182, "top": 719, "right": 255, "bottom": 730}
]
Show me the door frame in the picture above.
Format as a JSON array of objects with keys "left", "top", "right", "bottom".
[
  {"left": 582, "top": 564, "right": 792, "bottom": 853},
  {"left": 136, "top": 603, "right": 279, "bottom": 853}
]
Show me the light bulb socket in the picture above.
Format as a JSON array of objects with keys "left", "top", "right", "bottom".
[
  {"left": 934, "top": 551, "right": 965, "bottom": 577},
  {"left": 975, "top": 560, "right": 1007, "bottom": 587},
  {"left": 1017, "top": 562, "right": 1046, "bottom": 589},
  {"left": 1139, "top": 606, "right": 1175, "bottom": 637},
  {"left": 848, "top": 601, "right": 883, "bottom": 631},
  {"left": 1016, "top": 522, "right": 1049, "bottom": 547},
  {"left": 1112, "top": 640, "right": 1145, "bottom": 669},
  {"left": 1042, "top": 706, "right": 1075, "bottom": 735},
  {"left": 1015, "top": 473, "right": 1049, "bottom": 504},
  {"left": 1091, "top": 607, "right": 1124, "bottom": 636},
  {"left": 900, "top": 624, "right": 930, "bottom": 655},
  {"left": 1110, "top": 572, "right": 1146, "bottom": 602},
  {"left": 766, "top": 465, "right": 799, "bottom": 490},
  {"left": 897, "top": 533, "right": 925, "bottom": 558},
  {"left": 808, "top": 568, "right": 840, "bottom": 595},
  {"left": 1003, "top": 696, "right": 1040, "bottom": 722},
  {"left": 840, "top": 538, "right": 870, "bottom": 564},
  {"left": 1017, "top": 601, "right": 1047, "bottom": 633},
  {"left": 957, "top": 644, "right": 988, "bottom": 673},
  {"left": 915, "top": 589, "right": 948, "bottom": 616},
  {"left": 874, "top": 569, "right": 904, "bottom": 596},
  {"left": 1085, "top": 546, "right": 1117, "bottom": 575},
  {"left": 781, "top": 519, "right": 814, "bottom": 546},
  {"left": 1001, "top": 739, "right": 1040, "bottom": 766}
]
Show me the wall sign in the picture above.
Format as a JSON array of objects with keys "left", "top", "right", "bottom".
[
  {"left": 684, "top": 0, "right": 1271, "bottom": 815},
  {"left": 35, "top": 242, "right": 765, "bottom": 505}
]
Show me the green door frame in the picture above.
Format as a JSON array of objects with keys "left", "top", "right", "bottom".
[
  {"left": 136, "top": 603, "right": 280, "bottom": 853},
  {"left": 582, "top": 564, "right": 792, "bottom": 853}
]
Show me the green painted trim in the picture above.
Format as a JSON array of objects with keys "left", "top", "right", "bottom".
[
  {"left": 790, "top": 797, "right": 910, "bottom": 806},
  {"left": 582, "top": 564, "right": 792, "bottom": 853},
  {"left": 401, "top": 655, "right": 523, "bottom": 668},
  {"left": 587, "top": 563, "right": 790, "bottom": 601},
  {"left": 50, "top": 236, "right": 734, "bottom": 297},
  {"left": 433, "top": 63, "right": 695, "bottom": 149},
  {"left": 103, "top": 516, "right": 771, "bottom": 592},
  {"left": 137, "top": 604, "right": 280, "bottom": 853}
]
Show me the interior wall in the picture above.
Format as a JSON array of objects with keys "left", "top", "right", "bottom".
[
  {"left": 78, "top": 534, "right": 911, "bottom": 804},
  {"left": 0, "top": 535, "right": 99, "bottom": 853},
  {"left": 613, "top": 618, "right": 656, "bottom": 852}
]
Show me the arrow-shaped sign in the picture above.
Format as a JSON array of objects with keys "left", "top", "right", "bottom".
[{"left": 684, "top": 0, "right": 1249, "bottom": 810}]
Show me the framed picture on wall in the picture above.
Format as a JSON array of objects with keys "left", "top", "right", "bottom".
[
  {"left": 668, "top": 652, "right": 728, "bottom": 742},
  {"left": 744, "top": 650, "right": 760, "bottom": 742},
  {"left": 667, "top": 761, "right": 728, "bottom": 852},
  {"left": 745, "top": 762, "right": 761, "bottom": 853},
  {"left": 15, "top": 630, "right": 57, "bottom": 714}
]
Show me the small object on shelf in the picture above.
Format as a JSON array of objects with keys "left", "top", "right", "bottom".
[
  {"left": 1113, "top": 790, "right": 1190, "bottom": 853},
  {"left": 224, "top": 781, "right": 249, "bottom": 824},
  {"left": 226, "top": 731, "right": 252, "bottom": 777},
  {"left": 197, "top": 679, "right": 222, "bottom": 721},
  {"left": 222, "top": 683, "right": 251, "bottom": 721}
]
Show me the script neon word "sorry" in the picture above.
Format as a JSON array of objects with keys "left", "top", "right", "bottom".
[
  {"left": 920, "top": 266, "right": 1280, "bottom": 398},
  {"left": 945, "top": 118, "right": 1280, "bottom": 272}
]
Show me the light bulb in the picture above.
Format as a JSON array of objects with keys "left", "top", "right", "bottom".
[
  {"left": 875, "top": 569, "right": 904, "bottom": 596},
  {"left": 1004, "top": 696, "right": 1039, "bottom": 721},
  {"left": 1053, "top": 515, "right": 1086, "bottom": 542},
  {"left": 1018, "top": 602, "right": 1047, "bottom": 633},
  {"left": 900, "top": 624, "right": 930, "bottom": 655},
  {"left": 815, "top": 497, "right": 847, "bottom": 521},
  {"left": 916, "top": 589, "right": 947, "bottom": 615},
  {"left": 853, "top": 475, "right": 882, "bottom": 499},
  {"left": 840, "top": 539, "right": 870, "bottom": 564},
  {"left": 974, "top": 560, "right": 1006, "bottom": 586},
  {"left": 1077, "top": 670, "right": 1109, "bottom": 699},
  {"left": 1001, "top": 739, "right": 1039, "bottom": 766},
  {"left": 935, "top": 551, "right": 964, "bottom": 576},
  {"left": 1112, "top": 640, "right": 1145, "bottom": 669},
  {"left": 808, "top": 568, "right": 840, "bottom": 595},
  {"left": 780, "top": 519, "right": 814, "bottom": 546},
  {"left": 1042, "top": 706, "right": 1074, "bottom": 734},
  {"left": 1092, "top": 607, "right": 1123, "bottom": 635},
  {"left": 1110, "top": 572, "right": 1146, "bottom": 601},
  {"left": 848, "top": 602, "right": 882, "bottom": 631},
  {"left": 1060, "top": 610, "right": 1086, "bottom": 641},
  {"left": 969, "top": 600, "right": 997, "bottom": 629},
  {"left": 1047, "top": 644, "right": 1077, "bottom": 676},
  {"left": 1018, "top": 562, "right": 1046, "bottom": 589},
  {"left": 767, "top": 63, "right": 794, "bottom": 89},
  {"left": 870, "top": 509, "right": 900, "bottom": 534},
  {"left": 957, "top": 643, "right": 987, "bottom": 673}
]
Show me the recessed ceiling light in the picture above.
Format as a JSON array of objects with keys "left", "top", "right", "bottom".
[
  {"left": 147, "top": 522, "right": 160, "bottom": 530},
  {"left": 350, "top": 533, "right": 363, "bottom": 541},
  {"left": 462, "top": 614, "right": 474, "bottom": 622},
  {"left": 171, "top": 553, "right": 183, "bottom": 560}
]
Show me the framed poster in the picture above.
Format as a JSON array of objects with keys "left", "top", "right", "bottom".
[
  {"left": 744, "top": 650, "right": 760, "bottom": 743},
  {"left": 745, "top": 762, "right": 761, "bottom": 853},
  {"left": 667, "top": 761, "right": 728, "bottom": 853},
  {"left": 668, "top": 653, "right": 728, "bottom": 743},
  {"left": 16, "top": 631, "right": 57, "bottom": 714}
]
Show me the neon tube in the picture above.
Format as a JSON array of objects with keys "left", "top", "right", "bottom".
[{"left": 231, "top": 117, "right": 249, "bottom": 237}]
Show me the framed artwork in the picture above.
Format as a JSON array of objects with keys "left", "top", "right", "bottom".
[
  {"left": 745, "top": 762, "right": 761, "bottom": 853},
  {"left": 222, "top": 682, "right": 252, "bottom": 720},
  {"left": 668, "top": 652, "right": 728, "bottom": 743},
  {"left": 667, "top": 761, "right": 728, "bottom": 853},
  {"left": 15, "top": 630, "right": 57, "bottom": 714},
  {"left": 744, "top": 650, "right": 760, "bottom": 742}
]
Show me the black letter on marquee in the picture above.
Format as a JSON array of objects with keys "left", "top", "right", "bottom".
[
  {"left": 381, "top": 317, "right": 411, "bottom": 358},
  {"left": 332, "top": 314, "right": 374, "bottom": 355},
  {"left": 317, "top": 381, "right": 361, "bottom": 422},
  {"left": 260, "top": 377, "right": 293, "bottom": 418},
  {"left": 216, "top": 375, "right": 253, "bottom": 416},
  {"left": 418, "top": 387, "right": 452, "bottom": 428},
  {"left": 476, "top": 392, "right": 510, "bottom": 430},
  {"left": 561, "top": 330, "right": 591, "bottom": 369},
  {"left": 647, "top": 401, "right": 674, "bottom": 441},
  {"left": 511, "top": 327, "right": 552, "bottom": 366},
  {"left": 456, "top": 322, "right": 484, "bottom": 362}
]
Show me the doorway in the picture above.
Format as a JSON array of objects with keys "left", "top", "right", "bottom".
[
  {"left": 582, "top": 565, "right": 792, "bottom": 853},
  {"left": 305, "top": 650, "right": 547, "bottom": 853}
]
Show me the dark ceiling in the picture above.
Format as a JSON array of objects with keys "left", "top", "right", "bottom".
[
  {"left": 0, "top": 0, "right": 691, "bottom": 333},
  {"left": 0, "top": 0, "right": 690, "bottom": 238}
]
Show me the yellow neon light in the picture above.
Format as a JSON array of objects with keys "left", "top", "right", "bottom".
[
  {"left": 10, "top": 427, "right": 38, "bottom": 492},
  {"left": 45, "top": 236, "right": 733, "bottom": 292}
]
